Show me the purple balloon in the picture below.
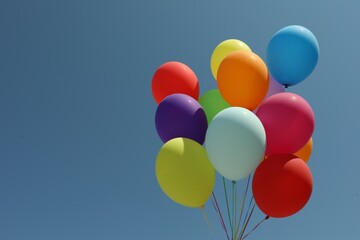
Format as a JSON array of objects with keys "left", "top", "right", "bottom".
[
  {"left": 265, "top": 76, "right": 285, "bottom": 100},
  {"left": 155, "top": 93, "right": 208, "bottom": 144},
  {"left": 254, "top": 76, "right": 285, "bottom": 113},
  {"left": 253, "top": 75, "right": 285, "bottom": 114}
]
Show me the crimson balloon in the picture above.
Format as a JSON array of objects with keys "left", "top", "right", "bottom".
[{"left": 252, "top": 154, "right": 313, "bottom": 218}]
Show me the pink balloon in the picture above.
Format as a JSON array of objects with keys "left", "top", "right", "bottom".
[{"left": 256, "top": 92, "right": 315, "bottom": 156}]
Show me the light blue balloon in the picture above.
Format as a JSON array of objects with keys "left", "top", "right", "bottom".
[
  {"left": 267, "top": 25, "right": 319, "bottom": 87},
  {"left": 205, "top": 107, "right": 266, "bottom": 181}
]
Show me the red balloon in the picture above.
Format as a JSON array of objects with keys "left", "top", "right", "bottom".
[
  {"left": 256, "top": 92, "right": 315, "bottom": 156},
  {"left": 152, "top": 62, "right": 200, "bottom": 104},
  {"left": 252, "top": 154, "right": 313, "bottom": 218}
]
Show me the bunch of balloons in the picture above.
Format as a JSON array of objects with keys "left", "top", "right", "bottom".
[{"left": 152, "top": 25, "right": 319, "bottom": 238}]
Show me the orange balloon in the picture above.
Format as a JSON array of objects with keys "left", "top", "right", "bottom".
[
  {"left": 294, "top": 138, "right": 313, "bottom": 163},
  {"left": 217, "top": 51, "right": 269, "bottom": 110}
]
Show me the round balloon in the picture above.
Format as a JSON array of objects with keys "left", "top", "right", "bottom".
[
  {"left": 256, "top": 92, "right": 315, "bottom": 156},
  {"left": 155, "top": 94, "right": 207, "bottom": 144},
  {"left": 264, "top": 76, "right": 285, "bottom": 100},
  {"left": 156, "top": 138, "right": 216, "bottom": 208},
  {"left": 254, "top": 76, "right": 284, "bottom": 113},
  {"left": 267, "top": 25, "right": 319, "bottom": 86},
  {"left": 294, "top": 137, "right": 313, "bottom": 163},
  {"left": 210, "top": 39, "right": 252, "bottom": 80},
  {"left": 152, "top": 61, "right": 199, "bottom": 104},
  {"left": 198, "top": 89, "right": 230, "bottom": 124},
  {"left": 252, "top": 154, "right": 313, "bottom": 218},
  {"left": 205, "top": 107, "right": 266, "bottom": 181},
  {"left": 217, "top": 51, "right": 269, "bottom": 110}
]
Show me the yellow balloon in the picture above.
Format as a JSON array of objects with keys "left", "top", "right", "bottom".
[
  {"left": 156, "top": 138, "right": 215, "bottom": 208},
  {"left": 294, "top": 138, "right": 313, "bottom": 163},
  {"left": 210, "top": 39, "right": 252, "bottom": 80}
]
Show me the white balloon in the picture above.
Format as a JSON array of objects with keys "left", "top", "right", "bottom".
[{"left": 205, "top": 107, "right": 266, "bottom": 181}]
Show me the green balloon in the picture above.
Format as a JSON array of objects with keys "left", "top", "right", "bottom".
[{"left": 199, "top": 89, "right": 230, "bottom": 124}]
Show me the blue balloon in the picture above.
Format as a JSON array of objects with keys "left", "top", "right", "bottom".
[{"left": 267, "top": 25, "right": 319, "bottom": 87}]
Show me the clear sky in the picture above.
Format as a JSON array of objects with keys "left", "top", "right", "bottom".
[{"left": 0, "top": 0, "right": 359, "bottom": 239}]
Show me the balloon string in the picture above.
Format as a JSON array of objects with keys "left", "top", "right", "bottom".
[
  {"left": 212, "top": 193, "right": 230, "bottom": 240},
  {"left": 241, "top": 195, "right": 254, "bottom": 229},
  {"left": 241, "top": 215, "right": 270, "bottom": 240},
  {"left": 223, "top": 177, "right": 233, "bottom": 234},
  {"left": 210, "top": 197, "right": 226, "bottom": 232},
  {"left": 212, "top": 192, "right": 231, "bottom": 240},
  {"left": 211, "top": 195, "right": 230, "bottom": 240},
  {"left": 238, "top": 203, "right": 255, "bottom": 240},
  {"left": 235, "top": 175, "right": 251, "bottom": 237},
  {"left": 243, "top": 181, "right": 255, "bottom": 232},
  {"left": 232, "top": 181, "right": 236, "bottom": 240},
  {"left": 200, "top": 205, "right": 213, "bottom": 233},
  {"left": 241, "top": 177, "right": 251, "bottom": 227}
]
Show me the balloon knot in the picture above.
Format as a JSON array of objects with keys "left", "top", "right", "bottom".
[{"left": 265, "top": 215, "right": 270, "bottom": 220}]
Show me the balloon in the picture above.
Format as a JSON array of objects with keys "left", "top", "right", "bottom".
[
  {"left": 198, "top": 89, "right": 230, "bottom": 124},
  {"left": 254, "top": 76, "right": 284, "bottom": 113},
  {"left": 210, "top": 39, "right": 252, "bottom": 80},
  {"left": 217, "top": 51, "right": 269, "bottom": 110},
  {"left": 256, "top": 92, "right": 315, "bottom": 156},
  {"left": 156, "top": 138, "right": 215, "bottom": 208},
  {"left": 294, "top": 137, "right": 313, "bottom": 163},
  {"left": 252, "top": 154, "right": 313, "bottom": 218},
  {"left": 155, "top": 94, "right": 207, "bottom": 144},
  {"left": 264, "top": 76, "right": 285, "bottom": 100},
  {"left": 152, "top": 61, "right": 199, "bottom": 104},
  {"left": 205, "top": 107, "right": 266, "bottom": 181},
  {"left": 267, "top": 25, "right": 319, "bottom": 86}
]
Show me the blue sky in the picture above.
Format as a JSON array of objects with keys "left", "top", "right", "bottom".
[{"left": 0, "top": 0, "right": 359, "bottom": 239}]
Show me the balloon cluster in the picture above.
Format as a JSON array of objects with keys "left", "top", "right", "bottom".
[{"left": 152, "top": 25, "right": 319, "bottom": 233}]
